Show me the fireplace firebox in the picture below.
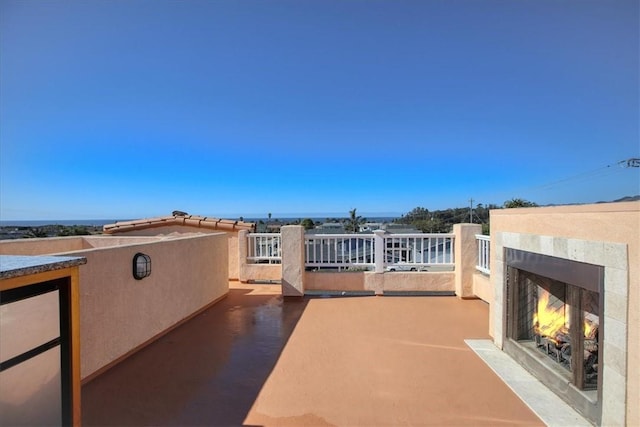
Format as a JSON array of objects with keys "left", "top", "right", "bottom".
[{"left": 504, "top": 248, "right": 603, "bottom": 424}]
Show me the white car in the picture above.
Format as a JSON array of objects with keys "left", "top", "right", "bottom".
[{"left": 385, "top": 262, "right": 423, "bottom": 272}]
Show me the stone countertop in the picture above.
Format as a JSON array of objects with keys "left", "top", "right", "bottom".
[{"left": 0, "top": 255, "right": 87, "bottom": 280}]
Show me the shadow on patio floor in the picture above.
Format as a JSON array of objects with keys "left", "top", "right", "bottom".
[{"left": 82, "top": 285, "right": 307, "bottom": 426}]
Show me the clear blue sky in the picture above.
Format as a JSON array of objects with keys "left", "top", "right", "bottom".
[{"left": 1, "top": 0, "right": 638, "bottom": 220}]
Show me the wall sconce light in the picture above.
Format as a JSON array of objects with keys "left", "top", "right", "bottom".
[{"left": 132, "top": 253, "right": 151, "bottom": 280}]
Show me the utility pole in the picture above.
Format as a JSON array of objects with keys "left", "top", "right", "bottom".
[{"left": 469, "top": 198, "right": 474, "bottom": 223}]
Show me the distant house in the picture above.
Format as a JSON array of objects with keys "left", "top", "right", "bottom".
[
  {"left": 312, "top": 222, "right": 345, "bottom": 234},
  {"left": 360, "top": 222, "right": 383, "bottom": 232},
  {"left": 381, "top": 223, "right": 422, "bottom": 234}
]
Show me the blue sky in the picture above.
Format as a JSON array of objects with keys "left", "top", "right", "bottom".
[{"left": 1, "top": 0, "right": 638, "bottom": 220}]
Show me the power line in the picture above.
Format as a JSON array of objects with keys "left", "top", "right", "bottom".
[
  {"left": 526, "top": 157, "right": 639, "bottom": 192},
  {"left": 478, "top": 157, "right": 639, "bottom": 207}
]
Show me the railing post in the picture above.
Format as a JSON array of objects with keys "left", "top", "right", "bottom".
[
  {"left": 238, "top": 230, "right": 248, "bottom": 283},
  {"left": 281, "top": 225, "right": 305, "bottom": 296},
  {"left": 373, "top": 230, "right": 385, "bottom": 273},
  {"left": 453, "top": 223, "right": 482, "bottom": 298}
]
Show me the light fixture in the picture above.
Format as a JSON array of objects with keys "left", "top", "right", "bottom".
[{"left": 132, "top": 253, "right": 151, "bottom": 280}]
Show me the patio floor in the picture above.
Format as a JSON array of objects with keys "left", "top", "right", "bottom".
[{"left": 82, "top": 283, "right": 545, "bottom": 426}]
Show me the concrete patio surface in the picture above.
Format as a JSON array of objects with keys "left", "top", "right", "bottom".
[{"left": 83, "top": 282, "right": 546, "bottom": 426}]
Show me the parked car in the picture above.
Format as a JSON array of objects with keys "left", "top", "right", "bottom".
[{"left": 386, "top": 262, "right": 424, "bottom": 272}]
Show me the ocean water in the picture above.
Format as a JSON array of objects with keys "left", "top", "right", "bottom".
[{"left": 1, "top": 216, "right": 399, "bottom": 227}]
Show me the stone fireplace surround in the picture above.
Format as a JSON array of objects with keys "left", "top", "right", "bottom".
[{"left": 492, "top": 232, "right": 628, "bottom": 426}]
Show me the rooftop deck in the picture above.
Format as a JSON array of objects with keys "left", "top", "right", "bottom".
[{"left": 82, "top": 283, "right": 544, "bottom": 426}]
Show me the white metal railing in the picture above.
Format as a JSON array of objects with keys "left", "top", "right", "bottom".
[
  {"left": 476, "top": 234, "right": 490, "bottom": 274},
  {"left": 305, "top": 234, "right": 375, "bottom": 269},
  {"left": 384, "top": 234, "right": 455, "bottom": 268},
  {"left": 303, "top": 233, "right": 455, "bottom": 270},
  {"left": 247, "top": 232, "right": 458, "bottom": 270},
  {"left": 247, "top": 233, "right": 282, "bottom": 264}
]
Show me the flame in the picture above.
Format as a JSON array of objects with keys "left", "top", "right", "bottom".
[
  {"left": 584, "top": 317, "right": 598, "bottom": 339},
  {"left": 533, "top": 289, "right": 569, "bottom": 340}
]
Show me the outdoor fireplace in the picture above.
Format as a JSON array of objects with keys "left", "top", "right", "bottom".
[{"left": 504, "top": 248, "right": 603, "bottom": 423}]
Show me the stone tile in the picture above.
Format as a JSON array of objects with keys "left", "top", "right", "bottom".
[
  {"left": 495, "top": 243, "right": 504, "bottom": 262},
  {"left": 604, "top": 267, "right": 629, "bottom": 297},
  {"left": 502, "top": 232, "right": 520, "bottom": 249},
  {"left": 520, "top": 234, "right": 541, "bottom": 253},
  {"left": 604, "top": 290, "right": 628, "bottom": 324},
  {"left": 493, "top": 302, "right": 504, "bottom": 344},
  {"left": 552, "top": 237, "right": 568, "bottom": 259},
  {"left": 567, "top": 239, "right": 586, "bottom": 262},
  {"left": 539, "top": 235, "right": 554, "bottom": 256},
  {"left": 603, "top": 341, "right": 627, "bottom": 375},
  {"left": 603, "top": 316, "right": 627, "bottom": 351},
  {"left": 583, "top": 240, "right": 604, "bottom": 266},
  {"left": 493, "top": 270, "right": 504, "bottom": 302},
  {"left": 601, "top": 366, "right": 627, "bottom": 426},
  {"left": 465, "top": 340, "right": 591, "bottom": 427},
  {"left": 603, "top": 242, "right": 628, "bottom": 270},
  {"left": 494, "top": 232, "right": 503, "bottom": 248}
]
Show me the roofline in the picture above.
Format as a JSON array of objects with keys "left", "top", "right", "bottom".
[{"left": 103, "top": 215, "right": 256, "bottom": 234}]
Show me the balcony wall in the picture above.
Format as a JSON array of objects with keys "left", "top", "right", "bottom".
[
  {"left": 103, "top": 225, "right": 242, "bottom": 280},
  {"left": 273, "top": 224, "right": 480, "bottom": 297},
  {"left": 0, "top": 236, "right": 89, "bottom": 254},
  {"left": 305, "top": 270, "right": 456, "bottom": 294},
  {"left": 0, "top": 233, "right": 229, "bottom": 381}
]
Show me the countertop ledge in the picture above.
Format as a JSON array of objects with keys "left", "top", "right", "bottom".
[{"left": 0, "top": 255, "right": 87, "bottom": 280}]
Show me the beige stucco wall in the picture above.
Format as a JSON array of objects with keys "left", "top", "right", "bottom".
[
  {"left": 240, "top": 264, "right": 282, "bottom": 282},
  {"left": 0, "top": 236, "right": 88, "bottom": 254},
  {"left": 472, "top": 272, "right": 492, "bottom": 335},
  {"left": 71, "top": 233, "right": 228, "bottom": 380},
  {"left": 305, "top": 272, "right": 367, "bottom": 292},
  {"left": 453, "top": 224, "right": 482, "bottom": 298},
  {"left": 237, "top": 230, "right": 282, "bottom": 282},
  {"left": 472, "top": 272, "right": 491, "bottom": 303},
  {"left": 490, "top": 201, "right": 639, "bottom": 426},
  {"left": 304, "top": 271, "right": 456, "bottom": 295},
  {"left": 103, "top": 225, "right": 241, "bottom": 280},
  {"left": 1, "top": 233, "right": 230, "bottom": 381}
]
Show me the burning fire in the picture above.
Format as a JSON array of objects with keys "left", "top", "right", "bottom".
[
  {"left": 533, "top": 289, "right": 569, "bottom": 341},
  {"left": 584, "top": 316, "right": 598, "bottom": 340},
  {"left": 534, "top": 288, "right": 600, "bottom": 341}
]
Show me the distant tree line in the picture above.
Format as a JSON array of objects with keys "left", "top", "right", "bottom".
[
  {"left": 394, "top": 198, "right": 538, "bottom": 234},
  {"left": 256, "top": 200, "right": 537, "bottom": 234},
  {"left": 0, "top": 224, "right": 102, "bottom": 239}
]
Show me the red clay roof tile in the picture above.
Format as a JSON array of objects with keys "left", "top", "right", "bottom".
[{"left": 103, "top": 214, "right": 255, "bottom": 234}]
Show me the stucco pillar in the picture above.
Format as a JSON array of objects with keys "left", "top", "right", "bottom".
[
  {"left": 373, "top": 230, "right": 386, "bottom": 274},
  {"left": 453, "top": 223, "right": 482, "bottom": 299},
  {"left": 238, "top": 230, "right": 248, "bottom": 283},
  {"left": 281, "top": 225, "right": 305, "bottom": 297}
]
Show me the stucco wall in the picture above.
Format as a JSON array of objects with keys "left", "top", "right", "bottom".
[
  {"left": 304, "top": 271, "right": 455, "bottom": 295},
  {"left": 64, "top": 233, "right": 229, "bottom": 380},
  {"left": 490, "top": 201, "right": 639, "bottom": 426},
  {"left": 0, "top": 236, "right": 168, "bottom": 254},
  {"left": 240, "top": 264, "right": 282, "bottom": 282},
  {"left": 472, "top": 272, "right": 491, "bottom": 303},
  {"left": 0, "top": 236, "right": 87, "bottom": 254},
  {"left": 1, "top": 234, "right": 230, "bottom": 380},
  {"left": 104, "top": 225, "right": 241, "bottom": 280},
  {"left": 305, "top": 271, "right": 367, "bottom": 292}
]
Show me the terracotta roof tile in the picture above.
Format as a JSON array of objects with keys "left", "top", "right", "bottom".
[{"left": 103, "top": 214, "right": 256, "bottom": 234}]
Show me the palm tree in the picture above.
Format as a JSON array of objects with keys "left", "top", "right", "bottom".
[{"left": 346, "top": 208, "right": 364, "bottom": 233}]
